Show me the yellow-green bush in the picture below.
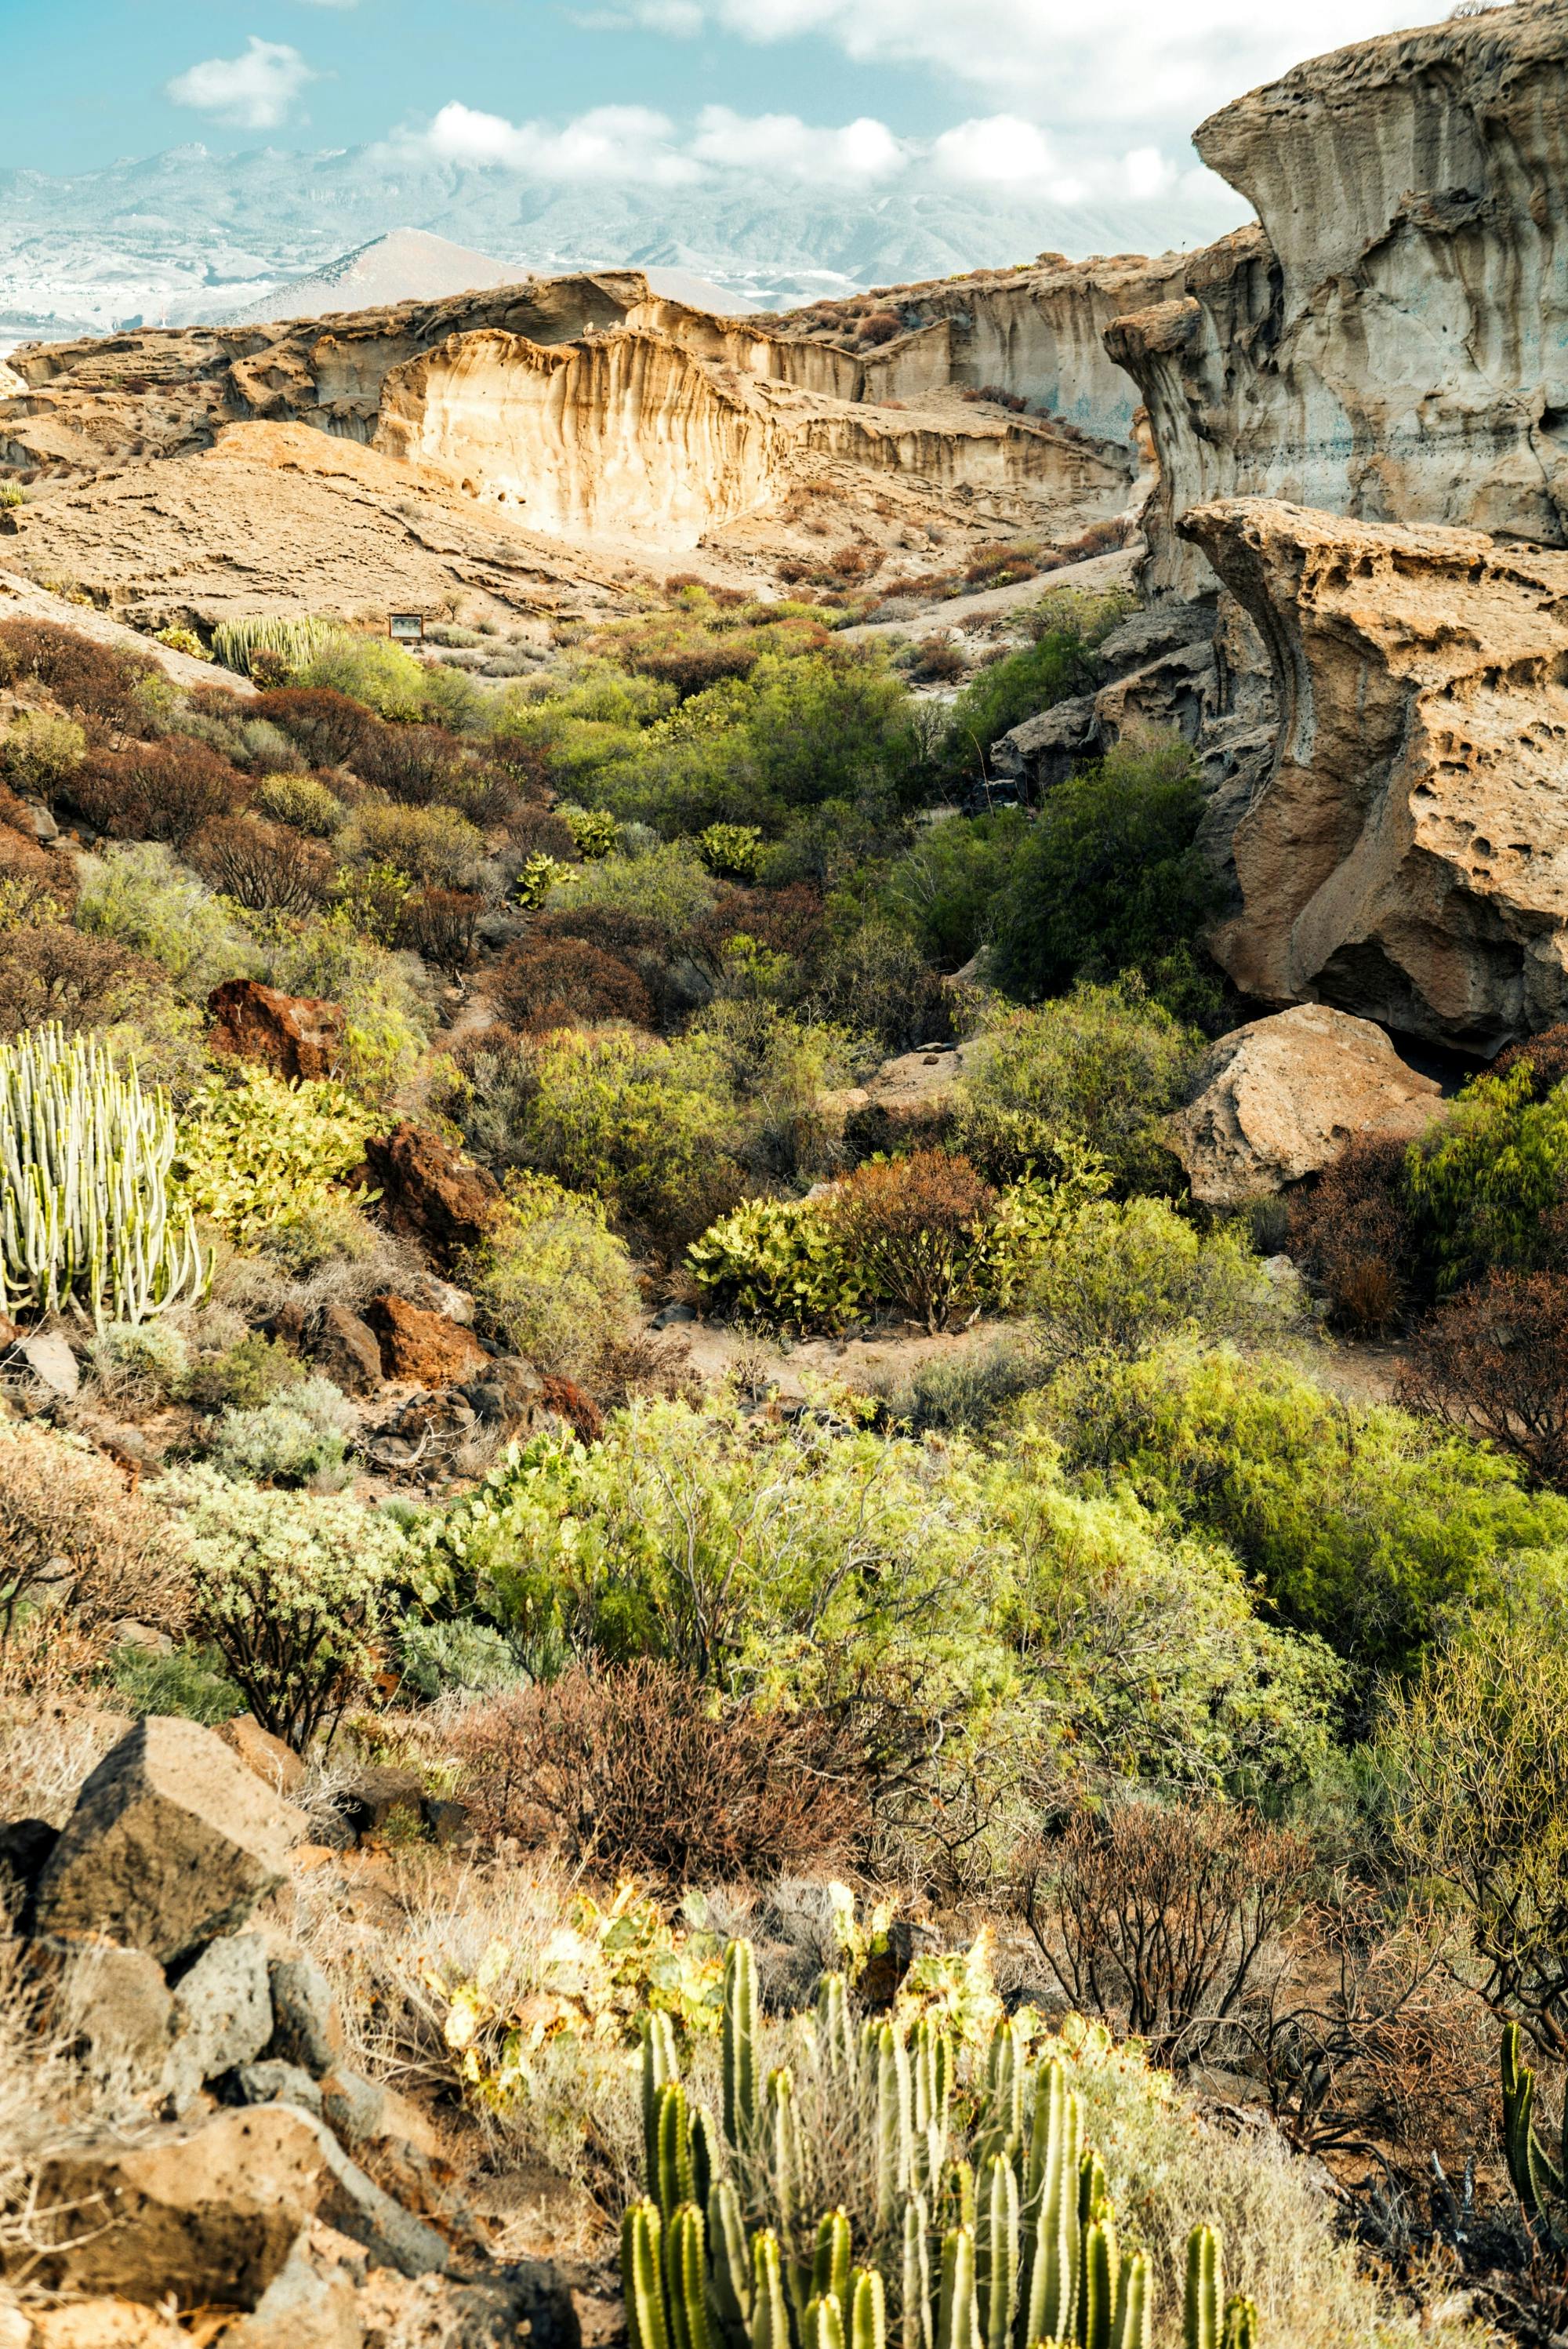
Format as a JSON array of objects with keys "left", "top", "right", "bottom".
[
  {"left": 173, "top": 1066, "right": 374, "bottom": 1247},
  {"left": 0, "top": 712, "right": 86, "bottom": 793},
  {"left": 344, "top": 801, "right": 484, "bottom": 888},
  {"left": 256, "top": 773, "right": 347, "bottom": 837},
  {"left": 469, "top": 1172, "right": 643, "bottom": 1382}
]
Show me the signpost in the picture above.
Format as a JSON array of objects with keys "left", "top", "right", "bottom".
[{"left": 388, "top": 611, "right": 425, "bottom": 643}]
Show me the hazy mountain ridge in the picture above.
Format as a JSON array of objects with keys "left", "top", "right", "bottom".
[{"left": 0, "top": 139, "right": 1250, "bottom": 337}]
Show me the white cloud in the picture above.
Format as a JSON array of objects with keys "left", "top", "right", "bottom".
[
  {"left": 691, "top": 106, "right": 905, "bottom": 183},
  {"left": 931, "top": 116, "right": 1055, "bottom": 189},
  {"left": 423, "top": 101, "right": 702, "bottom": 186},
  {"left": 608, "top": 0, "right": 1432, "bottom": 131},
  {"left": 165, "top": 38, "right": 318, "bottom": 130}
]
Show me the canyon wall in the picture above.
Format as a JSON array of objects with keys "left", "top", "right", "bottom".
[{"left": 1108, "top": 0, "right": 1568, "bottom": 596}]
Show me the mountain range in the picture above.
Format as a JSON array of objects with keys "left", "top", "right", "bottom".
[{"left": 0, "top": 140, "right": 1250, "bottom": 342}]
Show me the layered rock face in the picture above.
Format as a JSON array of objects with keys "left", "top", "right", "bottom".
[
  {"left": 1183, "top": 496, "right": 1568, "bottom": 1051},
  {"left": 1109, "top": 1, "right": 1568, "bottom": 595}
]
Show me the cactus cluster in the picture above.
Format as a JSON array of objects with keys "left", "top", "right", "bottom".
[
  {"left": 622, "top": 1941, "right": 1261, "bottom": 2349},
  {"left": 1501, "top": 2022, "right": 1568, "bottom": 2243},
  {"left": 210, "top": 613, "right": 339, "bottom": 680},
  {"left": 0, "top": 1025, "right": 207, "bottom": 1327}
]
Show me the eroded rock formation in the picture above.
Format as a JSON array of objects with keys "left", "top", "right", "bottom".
[
  {"left": 1182, "top": 496, "right": 1568, "bottom": 1051},
  {"left": 1108, "top": 1, "right": 1568, "bottom": 594}
]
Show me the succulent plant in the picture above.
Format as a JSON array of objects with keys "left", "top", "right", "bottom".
[{"left": 0, "top": 1023, "right": 207, "bottom": 1327}]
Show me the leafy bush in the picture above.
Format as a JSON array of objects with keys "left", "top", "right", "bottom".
[
  {"left": 0, "top": 1418, "right": 187, "bottom": 1643},
  {"left": 162, "top": 1467, "right": 406, "bottom": 1749},
  {"left": 468, "top": 1172, "right": 643, "bottom": 1383},
  {"left": 296, "top": 631, "right": 430, "bottom": 721},
  {"left": 445, "top": 1661, "right": 868, "bottom": 1882},
  {"left": 72, "top": 739, "right": 248, "bottom": 848},
  {"left": 0, "top": 713, "right": 85, "bottom": 793},
  {"left": 173, "top": 1067, "right": 374, "bottom": 1247},
  {"left": 180, "top": 1330, "right": 305, "bottom": 1412},
  {"left": 696, "top": 822, "right": 761, "bottom": 878},
  {"left": 256, "top": 772, "right": 346, "bottom": 835},
  {"left": 808, "top": 915, "right": 953, "bottom": 1051},
  {"left": 1405, "top": 1060, "right": 1568, "bottom": 1294},
  {"left": 564, "top": 841, "right": 716, "bottom": 938},
  {"left": 559, "top": 804, "right": 619, "bottom": 859},
  {"left": 399, "top": 1618, "right": 528, "bottom": 1701},
  {"left": 1051, "top": 1343, "right": 1568, "bottom": 1679},
  {"left": 1025, "top": 1196, "right": 1306, "bottom": 1364},
  {"left": 1399, "top": 1269, "right": 1568, "bottom": 1489},
  {"left": 828, "top": 1148, "right": 996, "bottom": 1331},
  {"left": 880, "top": 808, "right": 1029, "bottom": 969},
  {"left": 207, "top": 1374, "right": 358, "bottom": 1488},
  {"left": 253, "top": 910, "right": 433, "bottom": 1107},
  {"left": 934, "top": 595, "right": 1121, "bottom": 787},
  {"left": 955, "top": 982, "right": 1203, "bottom": 1192},
  {"left": 248, "top": 687, "right": 379, "bottom": 769},
  {"left": 988, "top": 733, "right": 1222, "bottom": 1000},
  {"left": 688, "top": 1194, "right": 871, "bottom": 1331},
  {"left": 74, "top": 842, "right": 258, "bottom": 1000},
  {"left": 345, "top": 800, "right": 484, "bottom": 888},
  {"left": 449, "top": 1027, "right": 743, "bottom": 1255}
]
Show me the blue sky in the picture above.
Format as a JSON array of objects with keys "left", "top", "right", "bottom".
[{"left": 2, "top": 0, "right": 1437, "bottom": 212}]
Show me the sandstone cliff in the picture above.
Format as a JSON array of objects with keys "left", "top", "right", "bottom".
[
  {"left": 1107, "top": 0, "right": 1568, "bottom": 595},
  {"left": 1182, "top": 496, "right": 1568, "bottom": 1051}
]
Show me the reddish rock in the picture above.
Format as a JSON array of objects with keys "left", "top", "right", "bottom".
[
  {"left": 207, "top": 978, "right": 345, "bottom": 1083},
  {"left": 365, "top": 1294, "right": 487, "bottom": 1387},
  {"left": 358, "top": 1122, "right": 502, "bottom": 1268},
  {"left": 309, "top": 1300, "right": 383, "bottom": 1397},
  {"left": 535, "top": 1374, "right": 604, "bottom": 1446},
  {"left": 216, "top": 1716, "right": 307, "bottom": 1800}
]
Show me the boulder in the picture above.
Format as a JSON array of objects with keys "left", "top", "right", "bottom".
[
  {"left": 309, "top": 1302, "right": 383, "bottom": 1398},
  {"left": 167, "top": 1932, "right": 274, "bottom": 2107},
  {"left": 358, "top": 1123, "right": 502, "bottom": 1268},
  {"left": 364, "top": 1295, "right": 487, "bottom": 1388},
  {"left": 222, "top": 2235, "right": 363, "bottom": 2349},
  {"left": 33, "top": 1718, "right": 307, "bottom": 1966},
  {"left": 24, "top": 2303, "right": 189, "bottom": 2347},
  {"left": 27, "top": 2105, "right": 329, "bottom": 2306},
  {"left": 216, "top": 1715, "right": 308, "bottom": 1800},
  {"left": 207, "top": 978, "right": 347, "bottom": 1083},
  {"left": 42, "top": 1939, "right": 174, "bottom": 2082},
  {"left": 0, "top": 1814, "right": 57, "bottom": 1926},
  {"left": 1165, "top": 1004, "right": 1443, "bottom": 1206},
  {"left": 20, "top": 1329, "right": 79, "bottom": 1398},
  {"left": 267, "top": 1952, "right": 346, "bottom": 2078}
]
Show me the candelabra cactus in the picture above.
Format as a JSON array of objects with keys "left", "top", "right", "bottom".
[
  {"left": 626, "top": 1937, "right": 1246, "bottom": 2349},
  {"left": 0, "top": 1025, "right": 208, "bottom": 1328},
  {"left": 1502, "top": 2021, "right": 1568, "bottom": 2242}
]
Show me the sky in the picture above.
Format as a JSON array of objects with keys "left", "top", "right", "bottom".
[{"left": 0, "top": 0, "right": 1443, "bottom": 219}]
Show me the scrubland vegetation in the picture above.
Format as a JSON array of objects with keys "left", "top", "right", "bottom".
[{"left": 4, "top": 583, "right": 1568, "bottom": 2344}]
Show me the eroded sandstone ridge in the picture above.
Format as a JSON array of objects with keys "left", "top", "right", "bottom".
[
  {"left": 1109, "top": 1, "right": 1568, "bottom": 595},
  {"left": 1183, "top": 496, "right": 1568, "bottom": 1051}
]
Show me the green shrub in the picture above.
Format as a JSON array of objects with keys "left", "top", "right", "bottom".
[
  {"left": 398, "top": 1617, "right": 528, "bottom": 1701},
  {"left": 173, "top": 1067, "right": 374, "bottom": 1247},
  {"left": 564, "top": 840, "right": 716, "bottom": 937},
  {"left": 89, "top": 1319, "right": 191, "bottom": 1400},
  {"left": 346, "top": 800, "right": 484, "bottom": 888},
  {"left": 469, "top": 1172, "right": 643, "bottom": 1382},
  {"left": 880, "top": 807, "right": 1029, "bottom": 969},
  {"left": 256, "top": 772, "right": 345, "bottom": 835},
  {"left": 559, "top": 804, "right": 619, "bottom": 860},
  {"left": 154, "top": 626, "right": 212, "bottom": 662},
  {"left": 955, "top": 982, "right": 1203, "bottom": 1192},
  {"left": 74, "top": 841, "right": 259, "bottom": 1000},
  {"left": 688, "top": 1194, "right": 871, "bottom": 1331},
  {"left": 0, "top": 712, "right": 86, "bottom": 793},
  {"left": 252, "top": 909, "right": 434, "bottom": 1107},
  {"left": 207, "top": 1376, "right": 358, "bottom": 1487},
  {"left": 1405, "top": 1062, "right": 1568, "bottom": 1294},
  {"left": 935, "top": 595, "right": 1121, "bottom": 788},
  {"left": 878, "top": 1328, "right": 1051, "bottom": 1434},
  {"left": 108, "top": 1636, "right": 242, "bottom": 1723},
  {"left": 1051, "top": 1343, "right": 1568, "bottom": 1679},
  {"left": 1025, "top": 1196, "right": 1307, "bottom": 1363},
  {"left": 809, "top": 914, "right": 953, "bottom": 1051},
  {"left": 696, "top": 821, "right": 761, "bottom": 878},
  {"left": 988, "top": 733, "right": 1222, "bottom": 1000},
  {"left": 296, "top": 632, "right": 431, "bottom": 721},
  {"left": 180, "top": 1330, "right": 305, "bottom": 1412},
  {"left": 162, "top": 1466, "right": 406, "bottom": 1749}
]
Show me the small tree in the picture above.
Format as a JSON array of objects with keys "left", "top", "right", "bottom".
[
  {"left": 1399, "top": 1269, "right": 1568, "bottom": 1490},
  {"left": 170, "top": 1469, "right": 405, "bottom": 1751},
  {"left": 827, "top": 1148, "right": 996, "bottom": 1331}
]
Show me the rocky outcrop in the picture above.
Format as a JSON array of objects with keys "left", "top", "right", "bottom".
[
  {"left": 359, "top": 1123, "right": 503, "bottom": 1267},
  {"left": 1107, "top": 2, "right": 1568, "bottom": 595},
  {"left": 1165, "top": 1003, "right": 1443, "bottom": 1206},
  {"left": 206, "top": 977, "right": 346, "bottom": 1083},
  {"left": 364, "top": 1294, "right": 488, "bottom": 1387},
  {"left": 1181, "top": 496, "right": 1568, "bottom": 1051}
]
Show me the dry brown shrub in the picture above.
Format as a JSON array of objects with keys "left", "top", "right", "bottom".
[
  {"left": 1287, "top": 1135, "right": 1414, "bottom": 1333},
  {"left": 0, "top": 925, "right": 167, "bottom": 1038},
  {"left": 858, "top": 310, "right": 904, "bottom": 346},
  {"left": 827, "top": 1149, "right": 996, "bottom": 1331},
  {"left": 0, "top": 1418, "right": 188, "bottom": 1641},
  {"left": 1492, "top": 1022, "right": 1568, "bottom": 1099},
  {"left": 1015, "top": 1797, "right": 1313, "bottom": 2060},
  {"left": 446, "top": 1661, "right": 869, "bottom": 1883},
  {"left": 354, "top": 722, "right": 466, "bottom": 807},
  {"left": 1398, "top": 1268, "right": 1568, "bottom": 1489},
  {"left": 503, "top": 805, "right": 579, "bottom": 862},
  {"left": 72, "top": 739, "right": 248, "bottom": 847},
  {"left": 0, "top": 619, "right": 153, "bottom": 723},
  {"left": 397, "top": 886, "right": 482, "bottom": 972},
  {"left": 188, "top": 813, "right": 332, "bottom": 913},
  {"left": 535, "top": 1374, "right": 605, "bottom": 1444},
  {"left": 494, "top": 935, "right": 653, "bottom": 1033},
  {"left": 247, "top": 685, "right": 381, "bottom": 770}
]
